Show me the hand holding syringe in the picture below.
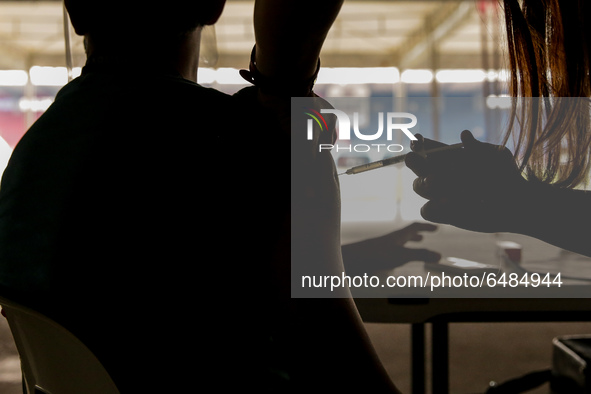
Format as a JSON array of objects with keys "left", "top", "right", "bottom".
[{"left": 338, "top": 143, "right": 464, "bottom": 175}]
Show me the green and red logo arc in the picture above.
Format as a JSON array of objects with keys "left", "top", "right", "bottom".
[{"left": 303, "top": 107, "right": 329, "bottom": 134}]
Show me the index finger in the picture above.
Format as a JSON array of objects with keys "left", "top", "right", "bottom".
[{"left": 405, "top": 152, "right": 430, "bottom": 177}]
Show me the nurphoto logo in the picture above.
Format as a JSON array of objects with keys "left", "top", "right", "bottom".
[{"left": 305, "top": 108, "right": 418, "bottom": 153}]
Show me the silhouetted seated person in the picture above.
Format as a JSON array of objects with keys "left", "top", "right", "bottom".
[{"left": 0, "top": 1, "right": 287, "bottom": 391}]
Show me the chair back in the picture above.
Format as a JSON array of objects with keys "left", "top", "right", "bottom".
[{"left": 0, "top": 296, "right": 119, "bottom": 394}]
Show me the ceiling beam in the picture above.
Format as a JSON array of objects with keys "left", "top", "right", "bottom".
[{"left": 396, "top": 1, "right": 474, "bottom": 69}]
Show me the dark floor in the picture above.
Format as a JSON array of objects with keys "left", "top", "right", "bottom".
[{"left": 365, "top": 321, "right": 591, "bottom": 394}]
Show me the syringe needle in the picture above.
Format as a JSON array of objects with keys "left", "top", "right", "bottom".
[{"left": 339, "top": 142, "right": 463, "bottom": 176}]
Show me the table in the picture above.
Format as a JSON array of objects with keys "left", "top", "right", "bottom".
[{"left": 343, "top": 222, "right": 591, "bottom": 394}]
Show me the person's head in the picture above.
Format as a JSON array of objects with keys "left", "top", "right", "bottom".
[
  {"left": 502, "top": 0, "right": 591, "bottom": 188},
  {"left": 64, "top": 0, "right": 226, "bottom": 56}
]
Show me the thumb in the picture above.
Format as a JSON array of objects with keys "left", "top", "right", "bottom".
[{"left": 460, "top": 129, "right": 479, "bottom": 148}]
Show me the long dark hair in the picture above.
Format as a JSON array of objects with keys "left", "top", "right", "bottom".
[{"left": 502, "top": 0, "right": 591, "bottom": 188}]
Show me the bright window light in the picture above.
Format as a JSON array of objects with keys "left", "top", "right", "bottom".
[
  {"left": 2, "top": 66, "right": 510, "bottom": 88},
  {"left": 197, "top": 68, "right": 216, "bottom": 84},
  {"left": 71, "top": 67, "right": 82, "bottom": 79},
  {"left": 0, "top": 70, "right": 28, "bottom": 86},
  {"left": 29, "top": 66, "right": 68, "bottom": 86},
  {"left": 212, "top": 68, "right": 248, "bottom": 85},
  {"left": 18, "top": 97, "right": 53, "bottom": 112},
  {"left": 317, "top": 67, "right": 400, "bottom": 84},
  {"left": 199, "top": 67, "right": 402, "bottom": 85},
  {"left": 488, "top": 69, "right": 510, "bottom": 82},
  {"left": 436, "top": 69, "right": 486, "bottom": 83},
  {"left": 401, "top": 69, "right": 433, "bottom": 84},
  {"left": 28, "top": 66, "right": 81, "bottom": 86}
]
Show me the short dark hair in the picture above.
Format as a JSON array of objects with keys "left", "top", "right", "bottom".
[{"left": 65, "top": 0, "right": 223, "bottom": 44}]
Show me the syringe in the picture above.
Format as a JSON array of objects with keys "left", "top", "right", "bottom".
[{"left": 338, "top": 143, "right": 463, "bottom": 175}]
